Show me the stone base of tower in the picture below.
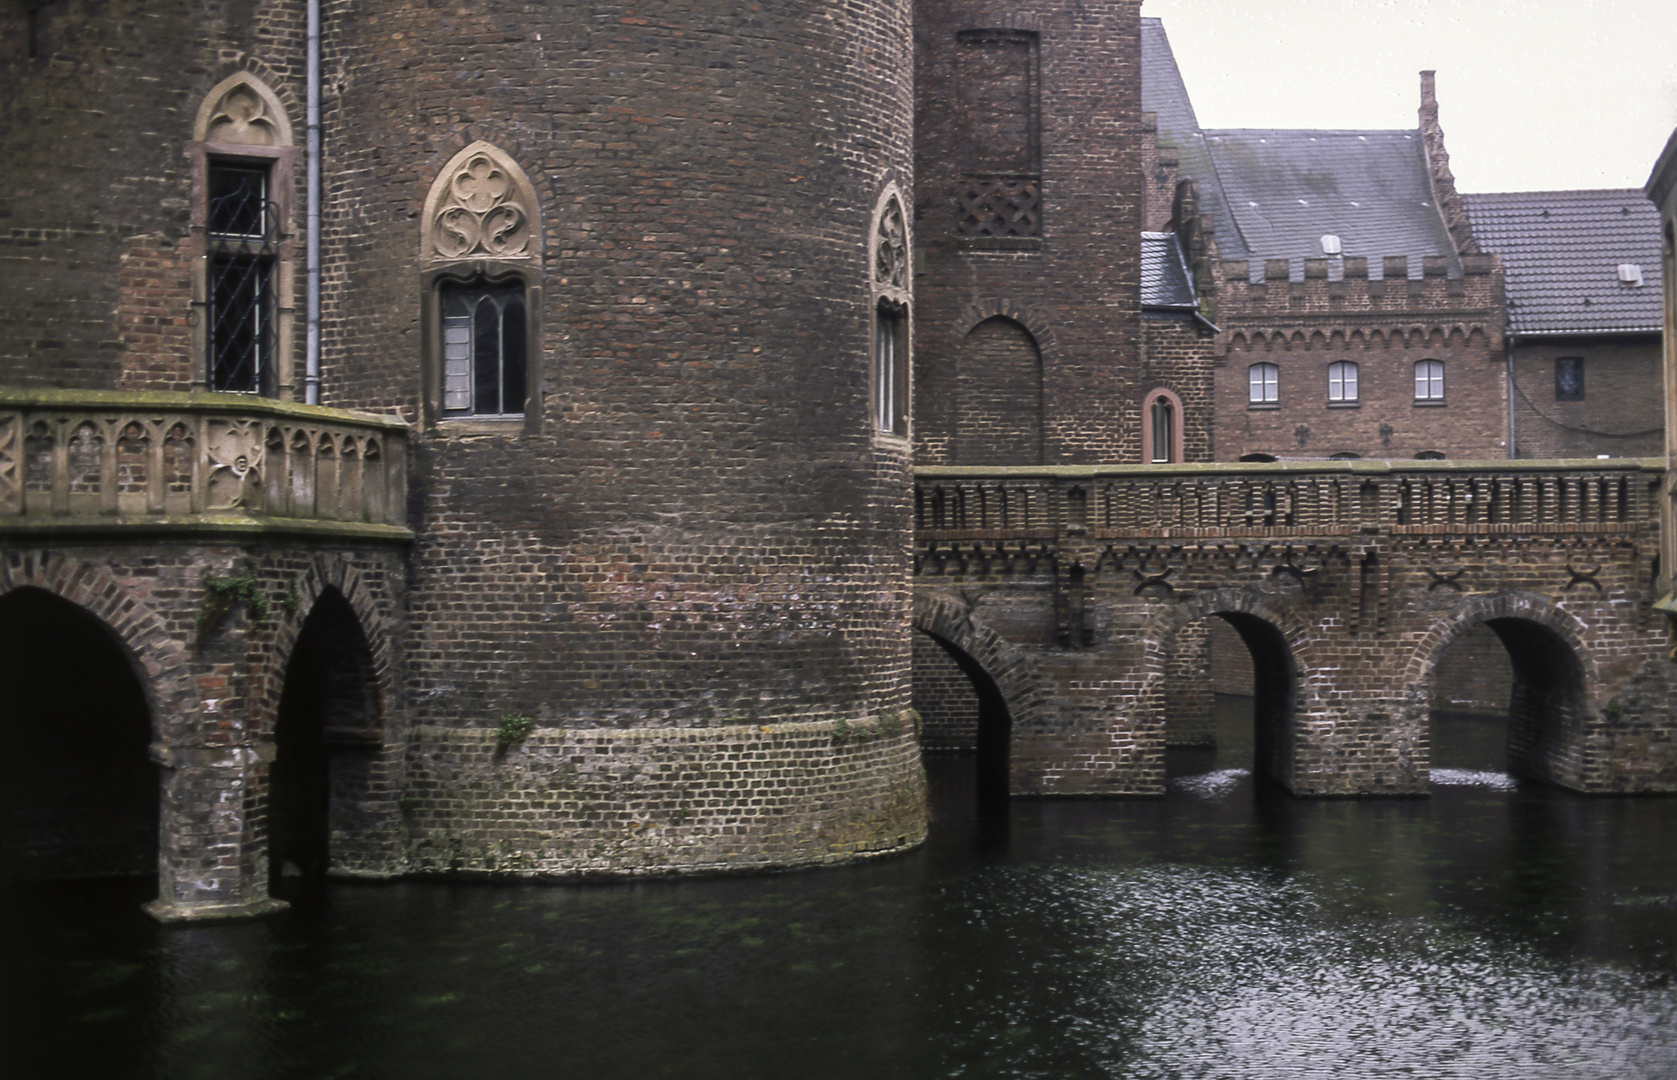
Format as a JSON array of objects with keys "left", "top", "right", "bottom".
[{"left": 401, "top": 717, "right": 929, "bottom": 877}]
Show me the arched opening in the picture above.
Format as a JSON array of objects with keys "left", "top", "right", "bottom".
[
  {"left": 1164, "top": 611, "right": 1296, "bottom": 790},
  {"left": 0, "top": 588, "right": 157, "bottom": 881},
  {"left": 270, "top": 589, "right": 383, "bottom": 887},
  {"left": 911, "top": 628, "right": 1013, "bottom": 813},
  {"left": 954, "top": 316, "right": 1043, "bottom": 466},
  {"left": 1428, "top": 616, "right": 1582, "bottom": 785}
]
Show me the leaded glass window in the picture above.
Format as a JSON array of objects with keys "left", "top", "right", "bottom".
[
  {"left": 441, "top": 282, "right": 527, "bottom": 417},
  {"left": 207, "top": 163, "right": 276, "bottom": 394}
]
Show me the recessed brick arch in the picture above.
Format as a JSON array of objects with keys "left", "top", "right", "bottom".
[
  {"left": 912, "top": 590, "right": 1054, "bottom": 741},
  {"left": 0, "top": 550, "right": 196, "bottom": 742},
  {"left": 1139, "top": 588, "right": 1310, "bottom": 786},
  {"left": 1403, "top": 591, "right": 1596, "bottom": 786},
  {"left": 259, "top": 554, "right": 397, "bottom": 740},
  {"left": 949, "top": 299, "right": 1058, "bottom": 359},
  {"left": 1403, "top": 591, "right": 1595, "bottom": 692}
]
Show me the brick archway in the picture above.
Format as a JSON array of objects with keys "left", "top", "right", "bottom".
[
  {"left": 1403, "top": 592, "right": 1596, "bottom": 787},
  {"left": 1140, "top": 588, "right": 1310, "bottom": 788},
  {"left": 913, "top": 590, "right": 1054, "bottom": 743},
  {"left": 0, "top": 551, "right": 196, "bottom": 742}
]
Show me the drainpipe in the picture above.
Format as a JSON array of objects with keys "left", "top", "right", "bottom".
[
  {"left": 304, "top": 0, "right": 322, "bottom": 405},
  {"left": 1504, "top": 332, "right": 1517, "bottom": 459}
]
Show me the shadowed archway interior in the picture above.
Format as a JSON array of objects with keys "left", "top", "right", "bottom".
[
  {"left": 0, "top": 587, "right": 157, "bottom": 881},
  {"left": 916, "top": 628, "right": 1013, "bottom": 813},
  {"left": 271, "top": 588, "right": 383, "bottom": 882}
]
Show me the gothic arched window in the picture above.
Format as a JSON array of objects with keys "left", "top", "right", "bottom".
[
  {"left": 421, "top": 143, "right": 542, "bottom": 428},
  {"left": 871, "top": 189, "right": 911, "bottom": 436}
]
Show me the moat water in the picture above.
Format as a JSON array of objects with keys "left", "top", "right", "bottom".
[{"left": 5, "top": 698, "right": 1676, "bottom": 1080}]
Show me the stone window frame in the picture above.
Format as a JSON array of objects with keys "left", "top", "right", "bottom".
[
  {"left": 870, "top": 185, "right": 912, "bottom": 440},
  {"left": 1248, "top": 362, "right": 1279, "bottom": 407},
  {"left": 1327, "top": 360, "right": 1359, "bottom": 405},
  {"left": 418, "top": 142, "right": 544, "bottom": 434},
  {"left": 186, "top": 73, "right": 301, "bottom": 399},
  {"left": 1555, "top": 356, "right": 1585, "bottom": 401},
  {"left": 1414, "top": 359, "right": 1446, "bottom": 404},
  {"left": 1141, "top": 387, "right": 1183, "bottom": 464}
]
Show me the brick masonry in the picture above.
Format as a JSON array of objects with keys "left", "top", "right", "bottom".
[{"left": 916, "top": 463, "right": 1677, "bottom": 797}]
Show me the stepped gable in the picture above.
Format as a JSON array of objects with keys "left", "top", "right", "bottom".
[
  {"left": 1204, "top": 128, "right": 1462, "bottom": 282},
  {"left": 1462, "top": 189, "right": 1664, "bottom": 336}
]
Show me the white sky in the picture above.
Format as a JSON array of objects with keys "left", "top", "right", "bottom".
[{"left": 1139, "top": 0, "right": 1677, "bottom": 194}]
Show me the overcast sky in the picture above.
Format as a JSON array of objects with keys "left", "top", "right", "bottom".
[{"left": 1139, "top": 0, "right": 1677, "bottom": 194}]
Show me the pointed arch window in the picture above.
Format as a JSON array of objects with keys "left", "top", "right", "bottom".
[
  {"left": 420, "top": 143, "right": 542, "bottom": 429},
  {"left": 871, "top": 189, "right": 911, "bottom": 437},
  {"left": 188, "top": 74, "right": 298, "bottom": 397}
]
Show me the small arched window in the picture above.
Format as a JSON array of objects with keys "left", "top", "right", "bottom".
[
  {"left": 1415, "top": 450, "right": 1446, "bottom": 460},
  {"left": 1142, "top": 387, "right": 1183, "bottom": 463},
  {"left": 1414, "top": 359, "right": 1445, "bottom": 401},
  {"left": 1328, "top": 361, "right": 1358, "bottom": 403},
  {"left": 1249, "top": 362, "right": 1278, "bottom": 405},
  {"left": 1239, "top": 452, "right": 1277, "bottom": 463},
  {"left": 1329, "top": 452, "right": 1360, "bottom": 460}
]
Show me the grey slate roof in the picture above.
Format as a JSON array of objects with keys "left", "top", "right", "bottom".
[
  {"left": 1142, "top": 17, "right": 1460, "bottom": 282},
  {"left": 1461, "top": 190, "right": 1663, "bottom": 335},
  {"left": 1140, "top": 232, "right": 1197, "bottom": 310},
  {"left": 1204, "top": 130, "right": 1460, "bottom": 280},
  {"left": 1141, "top": 19, "right": 1241, "bottom": 256}
]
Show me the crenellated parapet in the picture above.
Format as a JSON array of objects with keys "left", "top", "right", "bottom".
[{"left": 1214, "top": 253, "right": 1503, "bottom": 354}]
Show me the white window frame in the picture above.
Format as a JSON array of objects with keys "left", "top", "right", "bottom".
[
  {"left": 1414, "top": 359, "right": 1445, "bottom": 401},
  {"left": 1249, "top": 363, "right": 1278, "bottom": 405},
  {"left": 1328, "top": 361, "right": 1358, "bottom": 403}
]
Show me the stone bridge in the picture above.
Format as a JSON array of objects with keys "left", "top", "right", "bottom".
[{"left": 912, "top": 459, "right": 1677, "bottom": 798}]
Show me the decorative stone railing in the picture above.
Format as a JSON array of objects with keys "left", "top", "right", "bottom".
[
  {"left": 915, "top": 459, "right": 1664, "bottom": 545},
  {"left": 0, "top": 390, "right": 410, "bottom": 538}
]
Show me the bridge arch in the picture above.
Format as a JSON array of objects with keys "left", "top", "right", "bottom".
[
  {"left": 0, "top": 556, "right": 189, "bottom": 884},
  {"left": 264, "top": 555, "right": 397, "bottom": 884},
  {"left": 1143, "top": 589, "right": 1309, "bottom": 790},
  {"left": 913, "top": 591, "right": 1053, "bottom": 806},
  {"left": 1404, "top": 592, "right": 1596, "bottom": 787}
]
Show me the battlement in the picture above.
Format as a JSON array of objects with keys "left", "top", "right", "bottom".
[{"left": 1214, "top": 252, "right": 1502, "bottom": 336}]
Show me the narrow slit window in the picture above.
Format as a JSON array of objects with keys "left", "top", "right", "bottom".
[{"left": 874, "top": 301, "right": 907, "bottom": 434}]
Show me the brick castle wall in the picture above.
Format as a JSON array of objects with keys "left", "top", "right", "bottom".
[{"left": 1509, "top": 337, "right": 1663, "bottom": 459}]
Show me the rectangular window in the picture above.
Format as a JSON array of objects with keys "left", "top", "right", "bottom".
[
  {"left": 1328, "top": 361, "right": 1358, "bottom": 403},
  {"left": 207, "top": 162, "right": 275, "bottom": 394},
  {"left": 1415, "top": 360, "right": 1445, "bottom": 401},
  {"left": 441, "top": 281, "right": 527, "bottom": 417},
  {"left": 1555, "top": 357, "right": 1584, "bottom": 401},
  {"left": 1249, "top": 363, "right": 1278, "bottom": 405},
  {"left": 874, "top": 302, "right": 907, "bottom": 435}
]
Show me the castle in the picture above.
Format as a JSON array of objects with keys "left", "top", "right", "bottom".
[{"left": 2, "top": 2, "right": 1672, "bottom": 922}]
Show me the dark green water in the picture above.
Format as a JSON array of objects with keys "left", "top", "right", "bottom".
[{"left": 5, "top": 701, "right": 1676, "bottom": 1079}]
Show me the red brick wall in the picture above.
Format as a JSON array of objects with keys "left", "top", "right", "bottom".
[
  {"left": 1509, "top": 337, "right": 1663, "bottom": 459},
  {"left": 955, "top": 316, "right": 1044, "bottom": 464}
]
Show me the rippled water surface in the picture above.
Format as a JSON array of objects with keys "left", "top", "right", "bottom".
[{"left": 5, "top": 701, "right": 1676, "bottom": 1079}]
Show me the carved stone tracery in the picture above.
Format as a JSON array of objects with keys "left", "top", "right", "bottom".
[
  {"left": 875, "top": 198, "right": 908, "bottom": 290},
  {"left": 425, "top": 144, "right": 538, "bottom": 262}
]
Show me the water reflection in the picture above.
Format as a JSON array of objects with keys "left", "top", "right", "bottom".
[{"left": 4, "top": 699, "right": 1675, "bottom": 1079}]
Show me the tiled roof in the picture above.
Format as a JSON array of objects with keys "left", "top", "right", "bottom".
[
  {"left": 1203, "top": 129, "right": 1459, "bottom": 280},
  {"left": 1141, "top": 231, "right": 1197, "bottom": 310},
  {"left": 1462, "top": 190, "right": 1663, "bottom": 335}
]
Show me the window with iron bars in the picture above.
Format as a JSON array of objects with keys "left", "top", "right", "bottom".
[{"left": 207, "top": 163, "right": 277, "bottom": 395}]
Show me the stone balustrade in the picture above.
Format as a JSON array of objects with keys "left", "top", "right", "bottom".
[
  {"left": 916, "top": 459, "right": 1663, "bottom": 544},
  {"left": 0, "top": 390, "right": 410, "bottom": 538}
]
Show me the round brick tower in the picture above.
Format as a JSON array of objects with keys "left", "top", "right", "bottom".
[{"left": 320, "top": 0, "right": 926, "bottom": 874}]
